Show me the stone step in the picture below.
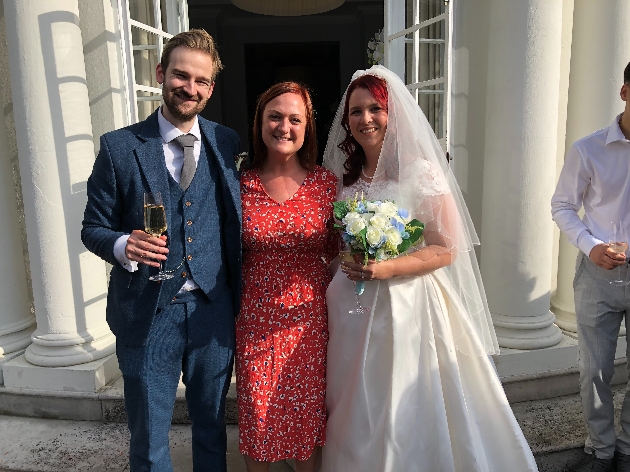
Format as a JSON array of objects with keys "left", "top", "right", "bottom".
[
  {"left": 2, "top": 371, "right": 629, "bottom": 471},
  {"left": 2, "top": 388, "right": 629, "bottom": 471}
]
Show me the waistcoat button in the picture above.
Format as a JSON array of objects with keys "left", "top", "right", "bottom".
[
  {"left": 187, "top": 255, "right": 193, "bottom": 261},
  {"left": 187, "top": 237, "right": 193, "bottom": 243},
  {"left": 181, "top": 271, "right": 188, "bottom": 278},
  {"left": 185, "top": 201, "right": 192, "bottom": 207},
  {"left": 186, "top": 220, "right": 193, "bottom": 226}
]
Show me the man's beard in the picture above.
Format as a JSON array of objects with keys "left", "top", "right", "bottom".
[{"left": 162, "top": 86, "right": 208, "bottom": 121}]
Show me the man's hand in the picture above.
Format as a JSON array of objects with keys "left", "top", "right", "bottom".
[
  {"left": 125, "top": 230, "right": 169, "bottom": 268},
  {"left": 589, "top": 243, "right": 626, "bottom": 270}
]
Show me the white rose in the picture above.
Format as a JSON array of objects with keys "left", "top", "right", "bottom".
[
  {"left": 366, "top": 227, "right": 385, "bottom": 247},
  {"left": 369, "top": 213, "right": 389, "bottom": 229},
  {"left": 342, "top": 211, "right": 360, "bottom": 225},
  {"left": 378, "top": 201, "right": 398, "bottom": 218},
  {"left": 346, "top": 217, "right": 366, "bottom": 235},
  {"left": 360, "top": 212, "right": 373, "bottom": 224},
  {"left": 385, "top": 227, "right": 403, "bottom": 246},
  {"left": 366, "top": 201, "right": 380, "bottom": 212}
]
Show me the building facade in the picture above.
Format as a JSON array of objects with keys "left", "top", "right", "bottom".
[{"left": 0, "top": 0, "right": 628, "bottom": 397}]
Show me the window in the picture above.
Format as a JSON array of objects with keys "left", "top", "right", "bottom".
[
  {"left": 118, "top": 0, "right": 189, "bottom": 124},
  {"left": 384, "top": 0, "right": 451, "bottom": 152}
]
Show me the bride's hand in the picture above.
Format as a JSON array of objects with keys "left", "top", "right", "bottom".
[{"left": 341, "top": 260, "right": 394, "bottom": 281}]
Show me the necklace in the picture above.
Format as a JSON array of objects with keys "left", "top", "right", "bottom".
[{"left": 361, "top": 167, "right": 385, "bottom": 180}]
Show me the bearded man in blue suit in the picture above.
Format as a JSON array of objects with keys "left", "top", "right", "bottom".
[{"left": 82, "top": 29, "right": 241, "bottom": 472}]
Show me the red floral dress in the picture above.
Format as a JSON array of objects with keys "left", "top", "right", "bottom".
[{"left": 236, "top": 166, "right": 338, "bottom": 462}]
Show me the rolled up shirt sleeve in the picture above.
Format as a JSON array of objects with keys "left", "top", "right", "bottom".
[
  {"left": 551, "top": 144, "right": 603, "bottom": 257},
  {"left": 113, "top": 234, "right": 138, "bottom": 272}
]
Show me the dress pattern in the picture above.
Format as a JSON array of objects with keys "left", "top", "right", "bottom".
[{"left": 237, "top": 166, "right": 338, "bottom": 462}]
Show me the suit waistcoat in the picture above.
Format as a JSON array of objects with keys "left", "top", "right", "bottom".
[{"left": 158, "top": 136, "right": 228, "bottom": 305}]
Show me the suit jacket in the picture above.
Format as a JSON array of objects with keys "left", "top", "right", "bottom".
[{"left": 81, "top": 110, "right": 242, "bottom": 346}]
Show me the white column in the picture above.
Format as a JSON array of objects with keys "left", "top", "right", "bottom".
[
  {"left": 0, "top": 3, "right": 35, "bottom": 379},
  {"left": 553, "top": 0, "right": 630, "bottom": 336},
  {"left": 2, "top": 0, "right": 116, "bottom": 375},
  {"left": 480, "top": 0, "right": 564, "bottom": 349}
]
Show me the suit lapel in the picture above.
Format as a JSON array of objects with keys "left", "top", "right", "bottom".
[
  {"left": 134, "top": 111, "right": 173, "bottom": 225},
  {"left": 199, "top": 119, "right": 241, "bottom": 218}
]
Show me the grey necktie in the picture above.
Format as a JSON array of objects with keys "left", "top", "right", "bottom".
[{"left": 173, "top": 134, "right": 197, "bottom": 191}]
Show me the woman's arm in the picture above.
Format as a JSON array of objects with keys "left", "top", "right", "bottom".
[{"left": 341, "top": 240, "right": 453, "bottom": 281}]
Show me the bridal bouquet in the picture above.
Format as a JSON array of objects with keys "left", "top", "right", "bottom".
[{"left": 333, "top": 192, "right": 425, "bottom": 265}]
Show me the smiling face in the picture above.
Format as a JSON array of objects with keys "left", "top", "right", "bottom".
[
  {"left": 347, "top": 87, "right": 388, "bottom": 153},
  {"left": 156, "top": 46, "right": 215, "bottom": 130},
  {"left": 260, "top": 92, "right": 307, "bottom": 161}
]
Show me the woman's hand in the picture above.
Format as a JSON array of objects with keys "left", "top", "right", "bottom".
[
  {"left": 341, "top": 244, "right": 453, "bottom": 282},
  {"left": 341, "top": 259, "right": 395, "bottom": 281}
]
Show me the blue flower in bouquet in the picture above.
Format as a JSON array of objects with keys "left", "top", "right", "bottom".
[{"left": 397, "top": 208, "right": 411, "bottom": 222}]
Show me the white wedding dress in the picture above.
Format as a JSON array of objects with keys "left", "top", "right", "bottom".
[{"left": 321, "top": 179, "right": 538, "bottom": 472}]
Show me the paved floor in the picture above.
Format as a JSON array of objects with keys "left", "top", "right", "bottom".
[{"left": 0, "top": 416, "right": 292, "bottom": 472}]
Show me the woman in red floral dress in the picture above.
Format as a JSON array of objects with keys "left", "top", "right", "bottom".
[{"left": 236, "top": 82, "right": 337, "bottom": 472}]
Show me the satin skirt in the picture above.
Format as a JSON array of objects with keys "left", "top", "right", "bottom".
[{"left": 321, "top": 269, "right": 538, "bottom": 472}]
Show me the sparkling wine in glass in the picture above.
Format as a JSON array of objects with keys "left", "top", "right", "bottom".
[
  {"left": 144, "top": 192, "right": 173, "bottom": 281},
  {"left": 339, "top": 238, "right": 370, "bottom": 314},
  {"left": 609, "top": 221, "right": 629, "bottom": 286}
]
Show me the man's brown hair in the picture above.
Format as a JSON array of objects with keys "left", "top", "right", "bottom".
[
  {"left": 250, "top": 82, "right": 318, "bottom": 172},
  {"left": 160, "top": 29, "right": 223, "bottom": 81}
]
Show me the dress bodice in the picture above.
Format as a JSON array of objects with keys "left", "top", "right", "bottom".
[{"left": 339, "top": 178, "right": 399, "bottom": 202}]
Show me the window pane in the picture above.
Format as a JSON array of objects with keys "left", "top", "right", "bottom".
[
  {"left": 417, "top": 25, "right": 445, "bottom": 83},
  {"left": 129, "top": 0, "right": 156, "bottom": 28},
  {"left": 161, "top": 0, "right": 169, "bottom": 33},
  {"left": 417, "top": 88, "right": 444, "bottom": 139},
  {"left": 132, "top": 28, "right": 160, "bottom": 89},
  {"left": 405, "top": 0, "right": 447, "bottom": 29},
  {"left": 136, "top": 91, "right": 161, "bottom": 122}
]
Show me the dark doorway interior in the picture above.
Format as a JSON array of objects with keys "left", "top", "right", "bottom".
[{"left": 244, "top": 42, "right": 341, "bottom": 165}]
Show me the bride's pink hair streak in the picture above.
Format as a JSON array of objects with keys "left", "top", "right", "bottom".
[{"left": 339, "top": 74, "right": 388, "bottom": 186}]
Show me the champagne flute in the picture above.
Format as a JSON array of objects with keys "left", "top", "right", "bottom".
[
  {"left": 609, "top": 221, "right": 629, "bottom": 286},
  {"left": 339, "top": 238, "right": 370, "bottom": 314},
  {"left": 144, "top": 192, "right": 173, "bottom": 281}
]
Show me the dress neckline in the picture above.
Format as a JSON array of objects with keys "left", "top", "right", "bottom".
[{"left": 253, "top": 169, "right": 313, "bottom": 205}]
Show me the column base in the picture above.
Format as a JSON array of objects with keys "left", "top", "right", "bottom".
[
  {"left": 24, "top": 331, "right": 116, "bottom": 367},
  {"left": 0, "top": 323, "right": 35, "bottom": 356},
  {"left": 2, "top": 353, "right": 120, "bottom": 393},
  {"left": 493, "top": 310, "right": 563, "bottom": 349},
  {"left": 0, "top": 349, "right": 26, "bottom": 385},
  {"left": 551, "top": 305, "right": 578, "bottom": 335}
]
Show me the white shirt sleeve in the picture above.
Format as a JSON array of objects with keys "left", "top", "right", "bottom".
[
  {"left": 551, "top": 144, "right": 603, "bottom": 257},
  {"left": 113, "top": 234, "right": 138, "bottom": 272}
]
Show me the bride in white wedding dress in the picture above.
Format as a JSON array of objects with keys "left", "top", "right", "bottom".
[{"left": 320, "top": 66, "right": 538, "bottom": 472}]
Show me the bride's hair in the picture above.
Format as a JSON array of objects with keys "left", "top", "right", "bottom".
[
  {"left": 250, "top": 82, "right": 317, "bottom": 171},
  {"left": 339, "top": 75, "right": 388, "bottom": 186}
]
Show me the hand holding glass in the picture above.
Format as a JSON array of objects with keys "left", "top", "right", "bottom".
[
  {"left": 609, "top": 221, "right": 629, "bottom": 286},
  {"left": 339, "top": 238, "right": 370, "bottom": 314},
  {"left": 144, "top": 192, "right": 173, "bottom": 281}
]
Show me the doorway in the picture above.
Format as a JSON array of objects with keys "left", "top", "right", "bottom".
[{"left": 244, "top": 42, "right": 341, "bottom": 164}]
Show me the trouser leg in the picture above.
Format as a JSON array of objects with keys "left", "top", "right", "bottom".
[
  {"left": 117, "top": 303, "right": 187, "bottom": 472},
  {"left": 180, "top": 290, "right": 236, "bottom": 472},
  {"left": 616, "top": 312, "right": 630, "bottom": 455},
  {"left": 575, "top": 253, "right": 626, "bottom": 460}
]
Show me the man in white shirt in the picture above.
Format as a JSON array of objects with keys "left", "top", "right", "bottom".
[{"left": 552, "top": 62, "right": 630, "bottom": 472}]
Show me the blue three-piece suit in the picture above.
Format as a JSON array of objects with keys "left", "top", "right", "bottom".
[{"left": 82, "top": 109, "right": 241, "bottom": 472}]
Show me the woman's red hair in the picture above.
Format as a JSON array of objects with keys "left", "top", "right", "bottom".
[{"left": 339, "top": 74, "right": 388, "bottom": 186}]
